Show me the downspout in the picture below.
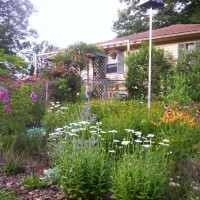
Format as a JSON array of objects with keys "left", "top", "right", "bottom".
[{"left": 127, "top": 39, "right": 130, "bottom": 52}]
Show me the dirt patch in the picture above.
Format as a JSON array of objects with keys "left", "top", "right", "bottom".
[{"left": 0, "top": 159, "right": 70, "bottom": 200}]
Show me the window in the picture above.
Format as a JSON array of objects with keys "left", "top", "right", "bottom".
[
  {"left": 106, "top": 51, "right": 124, "bottom": 74},
  {"left": 178, "top": 41, "right": 200, "bottom": 58},
  {"left": 107, "top": 64, "right": 117, "bottom": 73},
  {"left": 186, "top": 43, "right": 195, "bottom": 51}
]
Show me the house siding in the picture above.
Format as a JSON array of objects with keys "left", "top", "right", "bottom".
[{"left": 157, "top": 43, "right": 179, "bottom": 59}]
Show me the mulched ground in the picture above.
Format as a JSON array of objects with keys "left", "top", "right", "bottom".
[{"left": 0, "top": 159, "right": 70, "bottom": 200}]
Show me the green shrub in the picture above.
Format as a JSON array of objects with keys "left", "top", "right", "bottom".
[
  {"left": 43, "top": 65, "right": 81, "bottom": 103},
  {"left": 21, "top": 173, "right": 48, "bottom": 189},
  {"left": 177, "top": 49, "right": 200, "bottom": 101},
  {"left": 49, "top": 123, "right": 110, "bottom": 200},
  {"left": 0, "top": 189, "right": 22, "bottom": 200},
  {"left": 0, "top": 145, "right": 25, "bottom": 174},
  {"left": 111, "top": 148, "right": 171, "bottom": 200},
  {"left": 1, "top": 132, "right": 48, "bottom": 158},
  {"left": 41, "top": 102, "right": 85, "bottom": 133},
  {"left": 125, "top": 42, "right": 174, "bottom": 99},
  {"left": 158, "top": 72, "right": 190, "bottom": 105},
  {"left": 0, "top": 76, "right": 46, "bottom": 135},
  {"left": 46, "top": 107, "right": 200, "bottom": 200}
]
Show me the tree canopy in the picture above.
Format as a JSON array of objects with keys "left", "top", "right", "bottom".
[
  {"left": 113, "top": 0, "right": 200, "bottom": 37},
  {"left": 0, "top": 0, "right": 37, "bottom": 54},
  {"left": 0, "top": 49, "right": 28, "bottom": 76}
]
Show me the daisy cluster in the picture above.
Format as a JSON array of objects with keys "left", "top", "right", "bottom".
[{"left": 49, "top": 121, "right": 171, "bottom": 155}]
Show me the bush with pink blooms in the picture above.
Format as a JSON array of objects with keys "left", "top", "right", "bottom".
[
  {"left": 43, "top": 64, "right": 81, "bottom": 103},
  {"left": 0, "top": 73, "right": 46, "bottom": 135}
]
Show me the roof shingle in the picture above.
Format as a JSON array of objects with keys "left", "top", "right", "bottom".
[{"left": 99, "top": 24, "right": 200, "bottom": 45}]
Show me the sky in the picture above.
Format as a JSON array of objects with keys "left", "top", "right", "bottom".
[{"left": 29, "top": 0, "right": 127, "bottom": 49}]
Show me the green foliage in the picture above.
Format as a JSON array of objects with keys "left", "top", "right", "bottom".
[
  {"left": 0, "top": 189, "right": 22, "bottom": 200},
  {"left": 0, "top": 76, "right": 46, "bottom": 135},
  {"left": 50, "top": 129, "right": 110, "bottom": 200},
  {"left": 158, "top": 72, "right": 190, "bottom": 105},
  {"left": 111, "top": 149, "right": 171, "bottom": 200},
  {"left": 0, "top": 143, "right": 25, "bottom": 174},
  {"left": 43, "top": 65, "right": 81, "bottom": 103},
  {"left": 125, "top": 42, "right": 174, "bottom": 99},
  {"left": 113, "top": 1, "right": 149, "bottom": 37},
  {"left": 1, "top": 132, "right": 48, "bottom": 158},
  {"left": 41, "top": 102, "right": 83, "bottom": 133},
  {"left": 0, "top": 0, "right": 37, "bottom": 53},
  {"left": 21, "top": 173, "right": 41, "bottom": 189},
  {"left": 21, "top": 173, "right": 49, "bottom": 189},
  {"left": 52, "top": 42, "right": 105, "bottom": 71},
  {"left": 26, "top": 40, "right": 60, "bottom": 75},
  {"left": 0, "top": 49, "right": 28, "bottom": 76},
  {"left": 176, "top": 49, "right": 200, "bottom": 101},
  {"left": 45, "top": 99, "right": 200, "bottom": 199}
]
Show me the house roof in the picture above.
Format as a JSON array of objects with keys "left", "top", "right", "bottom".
[{"left": 98, "top": 24, "right": 200, "bottom": 47}]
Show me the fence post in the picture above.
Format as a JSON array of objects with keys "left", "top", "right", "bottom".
[
  {"left": 104, "top": 79, "right": 108, "bottom": 99},
  {"left": 46, "top": 81, "right": 48, "bottom": 101}
]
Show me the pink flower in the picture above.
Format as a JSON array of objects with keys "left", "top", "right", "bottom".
[
  {"left": 4, "top": 105, "right": 12, "bottom": 113},
  {"left": 30, "top": 92, "right": 37, "bottom": 102},
  {"left": 0, "top": 87, "right": 10, "bottom": 103},
  {"left": 196, "top": 110, "right": 200, "bottom": 117},
  {"left": 173, "top": 100, "right": 178, "bottom": 104},
  {"left": 164, "top": 105, "right": 170, "bottom": 110}
]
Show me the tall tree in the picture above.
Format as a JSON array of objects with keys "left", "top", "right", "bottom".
[
  {"left": 0, "top": 0, "right": 37, "bottom": 54},
  {"left": 113, "top": 0, "right": 200, "bottom": 37}
]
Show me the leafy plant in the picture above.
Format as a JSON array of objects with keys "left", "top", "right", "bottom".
[
  {"left": 49, "top": 123, "right": 110, "bottom": 200},
  {"left": 111, "top": 148, "right": 171, "bottom": 200},
  {"left": 0, "top": 147, "right": 25, "bottom": 174},
  {"left": 177, "top": 49, "right": 200, "bottom": 101},
  {"left": 1, "top": 132, "right": 48, "bottom": 158},
  {"left": 21, "top": 173, "right": 49, "bottom": 189},
  {"left": 125, "top": 42, "right": 174, "bottom": 99},
  {"left": 0, "top": 74, "right": 46, "bottom": 135},
  {"left": 158, "top": 72, "right": 190, "bottom": 105},
  {"left": 0, "top": 189, "right": 22, "bottom": 200}
]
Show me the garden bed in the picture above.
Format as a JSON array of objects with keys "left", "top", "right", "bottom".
[{"left": 0, "top": 158, "right": 69, "bottom": 200}]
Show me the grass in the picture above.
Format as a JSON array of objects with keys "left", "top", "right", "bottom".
[{"left": 0, "top": 189, "right": 22, "bottom": 200}]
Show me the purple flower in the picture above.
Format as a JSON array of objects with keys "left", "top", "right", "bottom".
[
  {"left": 164, "top": 105, "right": 170, "bottom": 110},
  {"left": 4, "top": 105, "right": 12, "bottom": 113},
  {"left": 0, "top": 87, "right": 10, "bottom": 103},
  {"left": 173, "top": 100, "right": 178, "bottom": 105},
  {"left": 30, "top": 92, "right": 37, "bottom": 102}
]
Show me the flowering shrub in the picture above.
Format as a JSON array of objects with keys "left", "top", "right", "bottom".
[
  {"left": 0, "top": 73, "right": 46, "bottom": 135},
  {"left": 0, "top": 87, "right": 10, "bottom": 103},
  {"left": 43, "top": 65, "right": 81, "bottom": 103}
]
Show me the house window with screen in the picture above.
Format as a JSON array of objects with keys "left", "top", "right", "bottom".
[
  {"left": 106, "top": 51, "right": 124, "bottom": 74},
  {"left": 178, "top": 41, "right": 200, "bottom": 58}
]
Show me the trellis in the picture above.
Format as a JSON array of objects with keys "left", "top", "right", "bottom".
[
  {"left": 87, "top": 52, "right": 107, "bottom": 98},
  {"left": 34, "top": 50, "right": 108, "bottom": 99}
]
